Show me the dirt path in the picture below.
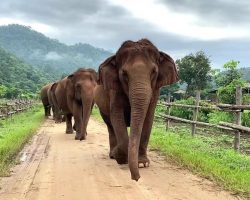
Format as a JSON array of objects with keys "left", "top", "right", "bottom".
[{"left": 0, "top": 118, "right": 239, "bottom": 200}]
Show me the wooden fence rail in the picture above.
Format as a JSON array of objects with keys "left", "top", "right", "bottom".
[
  {"left": 156, "top": 86, "right": 250, "bottom": 151},
  {"left": 0, "top": 99, "right": 34, "bottom": 119}
]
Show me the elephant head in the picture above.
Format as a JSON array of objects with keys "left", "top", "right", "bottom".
[
  {"left": 99, "top": 39, "right": 178, "bottom": 180},
  {"left": 68, "top": 68, "right": 97, "bottom": 140}
]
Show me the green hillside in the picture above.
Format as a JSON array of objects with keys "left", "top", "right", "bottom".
[
  {"left": 0, "top": 24, "right": 112, "bottom": 73},
  {"left": 241, "top": 68, "right": 250, "bottom": 81},
  {"left": 0, "top": 46, "right": 54, "bottom": 98}
]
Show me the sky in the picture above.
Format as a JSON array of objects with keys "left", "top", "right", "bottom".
[{"left": 0, "top": 0, "right": 249, "bottom": 69}]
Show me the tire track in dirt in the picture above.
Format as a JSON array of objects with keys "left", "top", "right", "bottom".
[{"left": 0, "top": 118, "right": 239, "bottom": 200}]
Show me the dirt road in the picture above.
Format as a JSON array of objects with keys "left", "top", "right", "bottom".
[{"left": 0, "top": 118, "right": 238, "bottom": 200}]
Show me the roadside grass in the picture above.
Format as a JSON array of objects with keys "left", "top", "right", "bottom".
[
  {"left": 92, "top": 106, "right": 250, "bottom": 197},
  {"left": 0, "top": 105, "right": 44, "bottom": 176},
  {"left": 91, "top": 106, "right": 103, "bottom": 121},
  {"left": 150, "top": 123, "right": 250, "bottom": 198}
]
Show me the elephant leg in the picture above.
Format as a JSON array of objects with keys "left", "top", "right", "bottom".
[
  {"left": 110, "top": 92, "right": 129, "bottom": 164},
  {"left": 100, "top": 111, "right": 117, "bottom": 159},
  {"left": 73, "top": 102, "right": 82, "bottom": 140},
  {"left": 65, "top": 114, "right": 73, "bottom": 134},
  {"left": 108, "top": 126, "right": 117, "bottom": 159},
  {"left": 139, "top": 94, "right": 159, "bottom": 167},
  {"left": 54, "top": 108, "right": 62, "bottom": 123},
  {"left": 43, "top": 105, "right": 48, "bottom": 117},
  {"left": 44, "top": 105, "right": 50, "bottom": 117},
  {"left": 46, "top": 105, "right": 51, "bottom": 117}
]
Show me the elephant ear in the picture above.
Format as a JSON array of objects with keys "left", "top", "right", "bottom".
[
  {"left": 98, "top": 55, "right": 120, "bottom": 90},
  {"left": 156, "top": 51, "right": 179, "bottom": 88},
  {"left": 67, "top": 74, "right": 74, "bottom": 80},
  {"left": 50, "top": 82, "right": 58, "bottom": 92}
]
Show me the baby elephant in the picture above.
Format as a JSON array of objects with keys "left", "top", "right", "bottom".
[{"left": 94, "top": 39, "right": 178, "bottom": 181}]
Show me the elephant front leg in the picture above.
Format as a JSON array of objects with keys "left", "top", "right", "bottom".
[
  {"left": 139, "top": 94, "right": 159, "bottom": 168},
  {"left": 110, "top": 92, "right": 129, "bottom": 164},
  {"left": 65, "top": 114, "right": 73, "bottom": 134},
  {"left": 73, "top": 102, "right": 82, "bottom": 140}
]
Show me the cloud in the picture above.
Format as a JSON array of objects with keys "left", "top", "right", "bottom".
[
  {"left": 159, "top": 0, "right": 250, "bottom": 26},
  {"left": 44, "top": 51, "right": 62, "bottom": 60},
  {"left": 0, "top": 0, "right": 249, "bottom": 69}
]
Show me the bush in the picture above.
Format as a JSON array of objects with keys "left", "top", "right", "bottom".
[
  {"left": 243, "top": 94, "right": 250, "bottom": 105},
  {"left": 170, "top": 98, "right": 194, "bottom": 120},
  {"left": 242, "top": 111, "right": 250, "bottom": 127},
  {"left": 218, "top": 79, "right": 246, "bottom": 104},
  {"left": 208, "top": 111, "right": 234, "bottom": 124}
]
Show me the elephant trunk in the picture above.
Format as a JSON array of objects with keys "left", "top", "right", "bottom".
[
  {"left": 79, "top": 95, "right": 93, "bottom": 140},
  {"left": 128, "top": 81, "right": 152, "bottom": 181}
]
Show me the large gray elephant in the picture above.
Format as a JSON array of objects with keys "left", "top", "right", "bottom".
[
  {"left": 54, "top": 68, "right": 97, "bottom": 140},
  {"left": 94, "top": 39, "right": 178, "bottom": 181}
]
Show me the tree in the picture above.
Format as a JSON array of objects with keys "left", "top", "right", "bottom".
[
  {"left": 215, "top": 60, "right": 242, "bottom": 87},
  {"left": 160, "top": 83, "right": 180, "bottom": 100},
  {"left": 216, "top": 60, "right": 246, "bottom": 104},
  {"left": 176, "top": 51, "right": 211, "bottom": 95},
  {"left": 160, "top": 83, "right": 180, "bottom": 96}
]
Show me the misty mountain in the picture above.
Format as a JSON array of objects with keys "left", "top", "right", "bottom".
[
  {"left": 0, "top": 46, "right": 56, "bottom": 98},
  {"left": 0, "top": 24, "right": 112, "bottom": 74},
  {"left": 241, "top": 68, "right": 250, "bottom": 82}
]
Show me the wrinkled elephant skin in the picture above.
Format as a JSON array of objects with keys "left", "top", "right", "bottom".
[{"left": 94, "top": 39, "right": 178, "bottom": 181}]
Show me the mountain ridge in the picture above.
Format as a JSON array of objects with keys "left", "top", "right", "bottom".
[{"left": 0, "top": 24, "right": 112, "bottom": 74}]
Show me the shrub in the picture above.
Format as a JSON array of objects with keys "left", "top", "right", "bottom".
[
  {"left": 242, "top": 111, "right": 250, "bottom": 127},
  {"left": 170, "top": 97, "right": 194, "bottom": 120},
  {"left": 208, "top": 111, "right": 234, "bottom": 124},
  {"left": 243, "top": 94, "right": 250, "bottom": 105},
  {"left": 218, "top": 79, "right": 246, "bottom": 104}
]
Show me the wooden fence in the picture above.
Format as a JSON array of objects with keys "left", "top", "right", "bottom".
[
  {"left": 157, "top": 86, "right": 250, "bottom": 151},
  {"left": 0, "top": 99, "right": 34, "bottom": 119}
]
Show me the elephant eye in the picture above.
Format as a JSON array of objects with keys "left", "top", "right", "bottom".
[
  {"left": 152, "top": 67, "right": 157, "bottom": 74},
  {"left": 122, "top": 69, "right": 128, "bottom": 82}
]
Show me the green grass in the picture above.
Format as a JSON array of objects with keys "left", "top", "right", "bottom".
[
  {"left": 0, "top": 105, "right": 44, "bottom": 176},
  {"left": 150, "top": 124, "right": 250, "bottom": 198},
  {"left": 91, "top": 106, "right": 103, "bottom": 121}
]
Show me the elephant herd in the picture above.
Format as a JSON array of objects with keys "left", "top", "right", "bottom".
[{"left": 40, "top": 39, "right": 178, "bottom": 181}]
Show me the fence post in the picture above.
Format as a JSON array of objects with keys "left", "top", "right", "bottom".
[
  {"left": 165, "top": 93, "right": 171, "bottom": 131},
  {"left": 234, "top": 86, "right": 242, "bottom": 151},
  {"left": 192, "top": 90, "right": 201, "bottom": 136}
]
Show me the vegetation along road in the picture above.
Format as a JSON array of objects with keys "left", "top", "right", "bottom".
[{"left": 0, "top": 117, "right": 238, "bottom": 200}]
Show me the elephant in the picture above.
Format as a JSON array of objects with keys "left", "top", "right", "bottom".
[
  {"left": 94, "top": 39, "right": 178, "bottom": 181},
  {"left": 41, "top": 83, "right": 53, "bottom": 117},
  {"left": 47, "top": 82, "right": 63, "bottom": 123},
  {"left": 54, "top": 68, "right": 97, "bottom": 140}
]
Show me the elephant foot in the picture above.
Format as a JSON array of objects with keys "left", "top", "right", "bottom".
[
  {"left": 112, "top": 146, "right": 128, "bottom": 164},
  {"left": 75, "top": 133, "right": 86, "bottom": 140},
  {"left": 138, "top": 154, "right": 150, "bottom": 168},
  {"left": 66, "top": 129, "right": 73, "bottom": 134},
  {"left": 109, "top": 150, "right": 115, "bottom": 159}
]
